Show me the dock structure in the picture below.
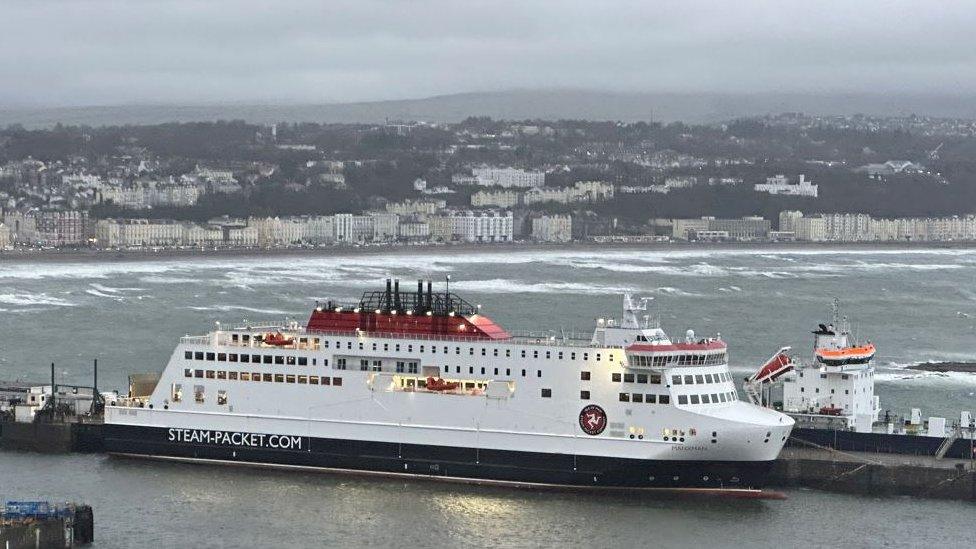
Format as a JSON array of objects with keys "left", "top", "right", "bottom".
[
  {"left": 771, "top": 446, "right": 976, "bottom": 501},
  {"left": 0, "top": 501, "right": 93, "bottom": 548}
]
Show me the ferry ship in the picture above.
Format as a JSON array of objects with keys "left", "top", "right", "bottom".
[{"left": 105, "top": 279, "right": 794, "bottom": 493}]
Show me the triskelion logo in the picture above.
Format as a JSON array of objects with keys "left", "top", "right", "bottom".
[{"left": 579, "top": 405, "right": 607, "bottom": 435}]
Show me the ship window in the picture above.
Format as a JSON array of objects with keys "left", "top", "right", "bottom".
[
  {"left": 690, "top": 395, "right": 700, "bottom": 404},
  {"left": 482, "top": 348, "right": 486, "bottom": 356},
  {"left": 481, "top": 367, "right": 486, "bottom": 375},
  {"left": 637, "top": 374, "right": 648, "bottom": 384},
  {"left": 546, "top": 351, "right": 551, "bottom": 359},
  {"left": 541, "top": 389, "right": 552, "bottom": 398},
  {"left": 172, "top": 384, "right": 182, "bottom": 402},
  {"left": 505, "top": 368, "right": 510, "bottom": 376},
  {"left": 184, "top": 351, "right": 192, "bottom": 360},
  {"left": 609, "top": 354, "right": 615, "bottom": 362},
  {"left": 252, "top": 354, "right": 261, "bottom": 363},
  {"left": 695, "top": 375, "right": 704, "bottom": 384},
  {"left": 719, "top": 393, "right": 727, "bottom": 402},
  {"left": 194, "top": 385, "right": 205, "bottom": 403},
  {"left": 469, "top": 347, "right": 474, "bottom": 355},
  {"left": 612, "top": 373, "right": 622, "bottom": 382},
  {"left": 232, "top": 334, "right": 239, "bottom": 343},
  {"left": 820, "top": 374, "right": 827, "bottom": 379},
  {"left": 651, "top": 374, "right": 661, "bottom": 384},
  {"left": 521, "top": 350, "right": 526, "bottom": 358},
  {"left": 252, "top": 372, "right": 261, "bottom": 382},
  {"left": 286, "top": 375, "right": 296, "bottom": 383},
  {"left": 704, "top": 374, "right": 713, "bottom": 383},
  {"left": 800, "top": 387, "right": 805, "bottom": 392},
  {"left": 286, "top": 356, "right": 296, "bottom": 365},
  {"left": 701, "top": 394, "right": 710, "bottom": 404},
  {"left": 672, "top": 375, "right": 681, "bottom": 385},
  {"left": 684, "top": 375, "right": 693, "bottom": 385},
  {"left": 242, "top": 335, "right": 250, "bottom": 344},
  {"left": 842, "top": 374, "right": 849, "bottom": 380},
  {"left": 336, "top": 358, "right": 347, "bottom": 370},
  {"left": 347, "top": 342, "right": 352, "bottom": 350},
  {"left": 456, "top": 347, "right": 460, "bottom": 355},
  {"left": 194, "top": 351, "right": 204, "bottom": 360},
  {"left": 678, "top": 395, "right": 688, "bottom": 405},
  {"left": 205, "top": 370, "right": 215, "bottom": 379},
  {"left": 632, "top": 393, "right": 643, "bottom": 403},
  {"left": 229, "top": 372, "right": 238, "bottom": 380},
  {"left": 469, "top": 366, "right": 474, "bottom": 374},
  {"left": 409, "top": 362, "right": 418, "bottom": 374},
  {"left": 206, "top": 352, "right": 215, "bottom": 361},
  {"left": 624, "top": 373, "right": 635, "bottom": 383},
  {"left": 646, "top": 394, "right": 656, "bottom": 404},
  {"left": 505, "top": 349, "right": 511, "bottom": 358},
  {"left": 408, "top": 345, "right": 413, "bottom": 352},
  {"left": 455, "top": 366, "right": 460, "bottom": 373},
  {"left": 581, "top": 371, "right": 591, "bottom": 381},
  {"left": 558, "top": 352, "right": 563, "bottom": 360},
  {"left": 494, "top": 368, "right": 499, "bottom": 375},
  {"left": 660, "top": 395, "right": 670, "bottom": 404},
  {"left": 371, "top": 360, "right": 382, "bottom": 372},
  {"left": 596, "top": 353, "right": 601, "bottom": 361},
  {"left": 397, "top": 361, "right": 405, "bottom": 373},
  {"left": 298, "top": 357, "right": 307, "bottom": 366},
  {"left": 831, "top": 389, "right": 835, "bottom": 394},
  {"left": 571, "top": 352, "right": 577, "bottom": 360},
  {"left": 217, "top": 371, "right": 227, "bottom": 380},
  {"left": 240, "top": 373, "right": 251, "bottom": 381},
  {"left": 262, "top": 355, "right": 272, "bottom": 364},
  {"left": 217, "top": 353, "right": 227, "bottom": 362},
  {"left": 217, "top": 391, "right": 228, "bottom": 405},
  {"left": 815, "top": 388, "right": 820, "bottom": 393},
  {"left": 360, "top": 359, "right": 369, "bottom": 371},
  {"left": 580, "top": 390, "right": 590, "bottom": 400},
  {"left": 184, "top": 368, "right": 192, "bottom": 378},
  {"left": 310, "top": 376, "right": 320, "bottom": 385},
  {"left": 274, "top": 374, "right": 284, "bottom": 383},
  {"left": 333, "top": 377, "right": 342, "bottom": 386},
  {"left": 444, "top": 346, "right": 448, "bottom": 354},
  {"left": 521, "top": 369, "right": 526, "bottom": 377},
  {"left": 619, "top": 393, "right": 630, "bottom": 402},
  {"left": 229, "top": 354, "right": 238, "bottom": 362},
  {"left": 298, "top": 375, "right": 308, "bottom": 384},
  {"left": 537, "top": 370, "right": 542, "bottom": 378},
  {"left": 263, "top": 373, "right": 273, "bottom": 382},
  {"left": 384, "top": 343, "right": 389, "bottom": 351},
  {"left": 533, "top": 351, "right": 539, "bottom": 359},
  {"left": 359, "top": 343, "right": 364, "bottom": 350},
  {"left": 274, "top": 356, "right": 284, "bottom": 365},
  {"left": 845, "top": 390, "right": 849, "bottom": 395}
]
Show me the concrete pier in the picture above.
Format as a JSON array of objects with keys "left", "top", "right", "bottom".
[{"left": 771, "top": 447, "right": 976, "bottom": 501}]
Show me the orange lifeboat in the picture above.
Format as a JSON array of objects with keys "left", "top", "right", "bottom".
[
  {"left": 263, "top": 332, "right": 294, "bottom": 347},
  {"left": 425, "top": 377, "right": 460, "bottom": 392},
  {"left": 815, "top": 343, "right": 875, "bottom": 365}
]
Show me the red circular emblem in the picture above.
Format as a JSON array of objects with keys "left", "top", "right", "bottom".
[{"left": 579, "top": 405, "right": 607, "bottom": 436}]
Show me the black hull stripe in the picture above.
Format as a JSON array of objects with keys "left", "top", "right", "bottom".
[{"left": 103, "top": 424, "right": 776, "bottom": 491}]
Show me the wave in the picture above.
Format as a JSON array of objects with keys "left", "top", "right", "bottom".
[
  {"left": 185, "top": 305, "right": 297, "bottom": 316},
  {"left": 451, "top": 279, "right": 636, "bottom": 295},
  {"left": 85, "top": 289, "right": 123, "bottom": 300},
  {"left": 0, "top": 293, "right": 75, "bottom": 307}
]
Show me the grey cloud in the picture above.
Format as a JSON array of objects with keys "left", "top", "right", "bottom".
[{"left": 1, "top": 0, "right": 974, "bottom": 107}]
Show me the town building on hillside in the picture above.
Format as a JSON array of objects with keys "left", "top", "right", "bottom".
[
  {"left": 754, "top": 174, "right": 818, "bottom": 198},
  {"left": 531, "top": 214, "right": 573, "bottom": 242},
  {"left": 470, "top": 166, "right": 546, "bottom": 188}
]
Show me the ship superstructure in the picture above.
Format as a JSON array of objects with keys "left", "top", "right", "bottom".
[{"left": 105, "top": 279, "right": 793, "bottom": 492}]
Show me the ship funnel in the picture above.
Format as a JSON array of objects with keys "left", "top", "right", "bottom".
[
  {"left": 394, "top": 279, "right": 401, "bottom": 310},
  {"left": 417, "top": 279, "right": 424, "bottom": 311},
  {"left": 385, "top": 278, "right": 392, "bottom": 310},
  {"left": 427, "top": 280, "right": 433, "bottom": 309}
]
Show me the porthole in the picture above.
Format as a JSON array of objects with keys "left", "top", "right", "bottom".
[{"left": 702, "top": 475, "right": 709, "bottom": 481}]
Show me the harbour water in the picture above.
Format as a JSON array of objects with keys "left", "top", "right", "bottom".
[{"left": 2, "top": 245, "right": 976, "bottom": 547}]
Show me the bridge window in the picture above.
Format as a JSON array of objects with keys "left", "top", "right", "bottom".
[
  {"left": 619, "top": 393, "right": 630, "bottom": 402},
  {"left": 537, "top": 370, "right": 542, "bottom": 378},
  {"left": 558, "top": 352, "right": 563, "bottom": 359},
  {"left": 660, "top": 395, "right": 670, "bottom": 404},
  {"left": 571, "top": 352, "right": 577, "bottom": 360},
  {"left": 581, "top": 371, "right": 591, "bottom": 381},
  {"left": 333, "top": 377, "right": 343, "bottom": 386},
  {"left": 533, "top": 351, "right": 539, "bottom": 359},
  {"left": 184, "top": 351, "right": 192, "bottom": 360},
  {"left": 684, "top": 375, "right": 693, "bottom": 384},
  {"left": 632, "top": 393, "right": 643, "bottom": 403},
  {"left": 171, "top": 384, "right": 182, "bottom": 402},
  {"left": 624, "top": 373, "right": 635, "bottom": 383},
  {"left": 695, "top": 375, "right": 704, "bottom": 384},
  {"left": 274, "top": 374, "right": 285, "bottom": 383},
  {"left": 580, "top": 390, "right": 590, "bottom": 400},
  {"left": 672, "top": 375, "right": 681, "bottom": 385},
  {"left": 240, "top": 373, "right": 251, "bottom": 381},
  {"left": 336, "top": 358, "right": 347, "bottom": 370},
  {"left": 541, "top": 388, "right": 552, "bottom": 398},
  {"left": 651, "top": 374, "right": 661, "bottom": 384},
  {"left": 612, "top": 373, "right": 622, "bottom": 382},
  {"left": 286, "top": 375, "right": 296, "bottom": 383},
  {"left": 678, "top": 395, "right": 688, "bottom": 405},
  {"left": 184, "top": 369, "right": 192, "bottom": 378},
  {"left": 360, "top": 359, "right": 369, "bottom": 371},
  {"left": 194, "top": 385, "right": 205, "bottom": 403},
  {"left": 505, "top": 349, "right": 511, "bottom": 358},
  {"left": 216, "top": 371, "right": 227, "bottom": 380},
  {"left": 711, "top": 393, "right": 719, "bottom": 402},
  {"left": 637, "top": 374, "right": 648, "bottom": 384},
  {"left": 701, "top": 395, "right": 710, "bottom": 404},
  {"left": 521, "top": 369, "right": 526, "bottom": 377},
  {"left": 309, "top": 376, "right": 319, "bottom": 385},
  {"left": 298, "top": 357, "right": 307, "bottom": 366},
  {"left": 690, "top": 395, "right": 700, "bottom": 404},
  {"left": 205, "top": 370, "right": 215, "bottom": 379},
  {"left": 298, "top": 375, "right": 308, "bottom": 384},
  {"left": 645, "top": 394, "right": 656, "bottom": 404}
]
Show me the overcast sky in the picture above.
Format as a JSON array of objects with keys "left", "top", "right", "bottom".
[{"left": 2, "top": 0, "right": 974, "bottom": 107}]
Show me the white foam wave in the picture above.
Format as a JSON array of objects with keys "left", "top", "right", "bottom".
[
  {"left": 85, "top": 289, "right": 123, "bottom": 300},
  {"left": 185, "top": 305, "right": 296, "bottom": 316},
  {"left": 0, "top": 293, "right": 75, "bottom": 307},
  {"left": 451, "top": 279, "right": 636, "bottom": 295}
]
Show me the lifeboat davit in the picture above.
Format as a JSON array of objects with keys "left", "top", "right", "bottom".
[
  {"left": 815, "top": 343, "right": 875, "bottom": 365},
  {"left": 263, "top": 332, "right": 294, "bottom": 347},
  {"left": 425, "top": 377, "right": 460, "bottom": 392}
]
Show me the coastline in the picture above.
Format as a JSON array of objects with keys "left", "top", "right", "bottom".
[{"left": 1, "top": 240, "right": 975, "bottom": 265}]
